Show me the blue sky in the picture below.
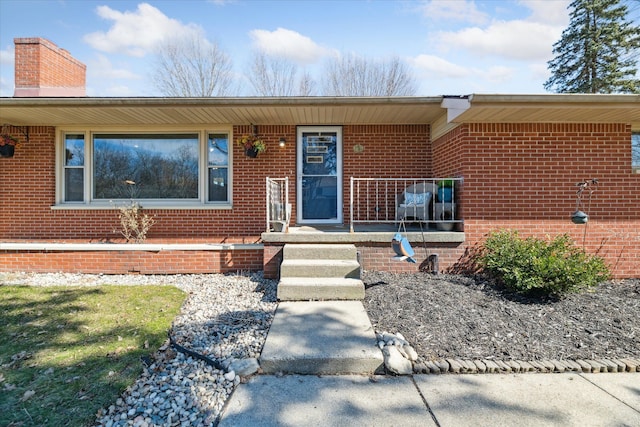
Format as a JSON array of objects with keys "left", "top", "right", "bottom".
[{"left": 0, "top": 0, "right": 637, "bottom": 97}]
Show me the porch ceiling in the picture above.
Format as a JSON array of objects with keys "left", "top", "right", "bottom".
[{"left": 0, "top": 96, "right": 444, "bottom": 126}]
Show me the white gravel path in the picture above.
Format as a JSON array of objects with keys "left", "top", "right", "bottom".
[{"left": 1, "top": 272, "right": 278, "bottom": 427}]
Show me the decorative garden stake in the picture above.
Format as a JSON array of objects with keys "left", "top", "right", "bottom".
[{"left": 572, "top": 178, "right": 598, "bottom": 246}]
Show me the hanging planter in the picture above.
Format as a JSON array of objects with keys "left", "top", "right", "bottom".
[
  {"left": 0, "top": 133, "right": 19, "bottom": 158},
  {"left": 245, "top": 146, "right": 259, "bottom": 158},
  {"left": 0, "top": 144, "right": 15, "bottom": 158},
  {"left": 237, "top": 133, "right": 266, "bottom": 158}
]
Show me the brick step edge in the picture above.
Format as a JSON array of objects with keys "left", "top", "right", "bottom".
[{"left": 412, "top": 357, "right": 640, "bottom": 374}]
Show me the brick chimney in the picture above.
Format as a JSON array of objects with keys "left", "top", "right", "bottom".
[{"left": 14, "top": 37, "right": 86, "bottom": 97}]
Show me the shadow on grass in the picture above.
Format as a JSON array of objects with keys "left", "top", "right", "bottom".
[{"left": 0, "top": 285, "right": 184, "bottom": 427}]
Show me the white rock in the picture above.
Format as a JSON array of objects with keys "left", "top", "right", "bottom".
[
  {"left": 396, "top": 345, "right": 409, "bottom": 359},
  {"left": 382, "top": 346, "right": 413, "bottom": 375},
  {"left": 229, "top": 358, "right": 260, "bottom": 376},
  {"left": 382, "top": 332, "right": 408, "bottom": 347},
  {"left": 224, "top": 370, "right": 236, "bottom": 381},
  {"left": 403, "top": 344, "right": 419, "bottom": 361},
  {"left": 381, "top": 332, "right": 396, "bottom": 343}
]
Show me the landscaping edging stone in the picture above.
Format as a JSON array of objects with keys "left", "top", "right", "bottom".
[
  {"left": 412, "top": 357, "right": 640, "bottom": 374},
  {"left": 378, "top": 330, "right": 640, "bottom": 375}
]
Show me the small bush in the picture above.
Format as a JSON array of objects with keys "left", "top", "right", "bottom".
[
  {"left": 115, "top": 201, "right": 155, "bottom": 243},
  {"left": 479, "top": 230, "right": 610, "bottom": 298}
]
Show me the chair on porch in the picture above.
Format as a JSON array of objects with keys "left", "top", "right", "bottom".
[{"left": 395, "top": 182, "right": 437, "bottom": 222}]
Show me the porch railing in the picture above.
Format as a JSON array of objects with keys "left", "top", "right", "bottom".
[
  {"left": 349, "top": 177, "right": 463, "bottom": 232},
  {"left": 266, "top": 177, "right": 290, "bottom": 232}
]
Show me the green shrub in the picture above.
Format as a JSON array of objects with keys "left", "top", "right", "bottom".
[{"left": 479, "top": 230, "right": 610, "bottom": 298}]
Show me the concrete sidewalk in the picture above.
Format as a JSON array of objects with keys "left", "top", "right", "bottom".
[{"left": 219, "top": 372, "right": 640, "bottom": 426}]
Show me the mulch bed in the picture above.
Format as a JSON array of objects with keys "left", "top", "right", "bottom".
[{"left": 362, "top": 271, "right": 640, "bottom": 362}]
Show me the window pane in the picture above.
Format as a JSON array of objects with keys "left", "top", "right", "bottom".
[
  {"left": 208, "top": 134, "right": 228, "bottom": 166},
  {"left": 302, "top": 176, "right": 338, "bottom": 219},
  {"left": 93, "top": 134, "right": 198, "bottom": 199},
  {"left": 65, "top": 168, "right": 84, "bottom": 202},
  {"left": 65, "top": 134, "right": 84, "bottom": 166},
  {"left": 633, "top": 132, "right": 640, "bottom": 173},
  {"left": 208, "top": 167, "right": 228, "bottom": 202},
  {"left": 302, "top": 133, "right": 337, "bottom": 175}
]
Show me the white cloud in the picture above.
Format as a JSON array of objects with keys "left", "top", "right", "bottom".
[
  {"left": 1, "top": 46, "right": 14, "bottom": 65},
  {"left": 519, "top": 0, "right": 571, "bottom": 26},
  {"left": 87, "top": 54, "right": 141, "bottom": 80},
  {"left": 86, "top": 83, "right": 137, "bottom": 97},
  {"left": 103, "top": 84, "right": 137, "bottom": 96},
  {"left": 436, "top": 19, "right": 561, "bottom": 61},
  {"left": 0, "top": 46, "right": 15, "bottom": 96},
  {"left": 528, "top": 62, "right": 551, "bottom": 82},
  {"left": 249, "top": 28, "right": 335, "bottom": 64},
  {"left": 421, "top": 0, "right": 489, "bottom": 25},
  {"left": 84, "top": 3, "right": 202, "bottom": 57},
  {"left": 0, "top": 75, "right": 11, "bottom": 97},
  {"left": 410, "top": 54, "right": 473, "bottom": 79},
  {"left": 484, "top": 65, "right": 515, "bottom": 83},
  {"left": 411, "top": 54, "right": 517, "bottom": 89},
  {"left": 425, "top": 0, "right": 569, "bottom": 64}
]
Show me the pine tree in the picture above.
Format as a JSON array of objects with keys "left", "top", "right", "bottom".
[{"left": 545, "top": 0, "right": 640, "bottom": 93}]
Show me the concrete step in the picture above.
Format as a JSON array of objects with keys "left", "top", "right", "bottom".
[
  {"left": 279, "top": 259, "right": 360, "bottom": 279},
  {"left": 259, "top": 301, "right": 384, "bottom": 375},
  {"left": 277, "top": 277, "right": 365, "bottom": 301},
  {"left": 283, "top": 244, "right": 358, "bottom": 261}
]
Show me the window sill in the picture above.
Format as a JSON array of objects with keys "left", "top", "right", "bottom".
[{"left": 50, "top": 204, "right": 233, "bottom": 211}]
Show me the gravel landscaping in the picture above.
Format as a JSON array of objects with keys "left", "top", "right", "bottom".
[
  {"left": 4, "top": 270, "right": 638, "bottom": 426},
  {"left": 1, "top": 272, "right": 278, "bottom": 427},
  {"left": 363, "top": 271, "right": 640, "bottom": 364}
]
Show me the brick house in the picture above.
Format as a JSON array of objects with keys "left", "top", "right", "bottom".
[{"left": 1, "top": 38, "right": 639, "bottom": 278}]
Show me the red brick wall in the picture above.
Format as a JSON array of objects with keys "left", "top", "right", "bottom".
[
  {"left": 0, "top": 125, "right": 298, "bottom": 243},
  {"left": 357, "top": 243, "right": 465, "bottom": 273},
  {"left": 14, "top": 37, "right": 86, "bottom": 97},
  {"left": 432, "top": 124, "right": 465, "bottom": 179},
  {"left": 263, "top": 244, "right": 283, "bottom": 279},
  {"left": 3, "top": 122, "right": 637, "bottom": 277},
  {"left": 0, "top": 249, "right": 263, "bottom": 274},
  {"left": 263, "top": 241, "right": 466, "bottom": 279},
  {"left": 343, "top": 124, "right": 431, "bottom": 222},
  {"left": 435, "top": 123, "right": 640, "bottom": 278}
]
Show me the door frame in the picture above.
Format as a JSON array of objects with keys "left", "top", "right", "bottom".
[{"left": 296, "top": 126, "right": 343, "bottom": 225}]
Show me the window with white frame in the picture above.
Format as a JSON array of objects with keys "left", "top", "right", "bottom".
[
  {"left": 208, "top": 133, "right": 230, "bottom": 202},
  {"left": 59, "top": 130, "right": 231, "bottom": 206},
  {"left": 633, "top": 132, "right": 640, "bottom": 174},
  {"left": 64, "top": 134, "right": 85, "bottom": 202}
]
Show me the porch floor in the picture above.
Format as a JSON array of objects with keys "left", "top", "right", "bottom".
[{"left": 262, "top": 223, "right": 465, "bottom": 244}]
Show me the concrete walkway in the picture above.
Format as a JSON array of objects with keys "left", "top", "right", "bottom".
[
  {"left": 219, "top": 372, "right": 640, "bottom": 426},
  {"left": 259, "top": 301, "right": 383, "bottom": 375},
  {"left": 219, "top": 299, "right": 639, "bottom": 426}
]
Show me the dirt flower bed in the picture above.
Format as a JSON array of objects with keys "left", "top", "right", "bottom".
[{"left": 362, "top": 272, "right": 640, "bottom": 362}]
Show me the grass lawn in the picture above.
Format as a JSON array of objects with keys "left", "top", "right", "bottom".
[{"left": 0, "top": 283, "right": 186, "bottom": 427}]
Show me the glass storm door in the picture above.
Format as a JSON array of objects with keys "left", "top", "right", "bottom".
[{"left": 297, "top": 126, "right": 342, "bottom": 224}]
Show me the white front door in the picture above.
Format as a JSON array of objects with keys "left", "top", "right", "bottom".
[{"left": 297, "top": 126, "right": 342, "bottom": 224}]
